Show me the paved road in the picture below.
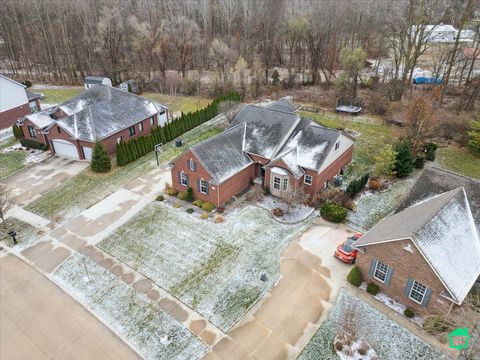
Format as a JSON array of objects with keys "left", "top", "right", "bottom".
[{"left": 0, "top": 254, "right": 141, "bottom": 360}]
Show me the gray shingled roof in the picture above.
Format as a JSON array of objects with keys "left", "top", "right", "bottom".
[
  {"left": 26, "top": 91, "right": 41, "bottom": 101},
  {"left": 190, "top": 123, "right": 252, "bottom": 184},
  {"left": 25, "top": 86, "right": 166, "bottom": 142},
  {"left": 229, "top": 105, "right": 300, "bottom": 159},
  {"left": 84, "top": 76, "right": 109, "bottom": 84},
  {"left": 266, "top": 98, "right": 297, "bottom": 113},
  {"left": 355, "top": 187, "right": 480, "bottom": 304}
]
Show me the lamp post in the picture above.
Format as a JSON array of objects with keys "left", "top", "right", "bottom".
[{"left": 7, "top": 230, "right": 17, "bottom": 245}]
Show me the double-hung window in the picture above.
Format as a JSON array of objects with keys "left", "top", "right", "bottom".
[
  {"left": 139, "top": 122, "right": 144, "bottom": 132},
  {"left": 304, "top": 175, "right": 312, "bottom": 185},
  {"left": 128, "top": 126, "right": 135, "bottom": 137},
  {"left": 273, "top": 177, "right": 281, "bottom": 190},
  {"left": 200, "top": 179, "right": 208, "bottom": 194},
  {"left": 150, "top": 116, "right": 155, "bottom": 126},
  {"left": 409, "top": 280, "right": 427, "bottom": 304},
  {"left": 28, "top": 126, "right": 36, "bottom": 138},
  {"left": 373, "top": 261, "right": 389, "bottom": 283},
  {"left": 180, "top": 172, "right": 188, "bottom": 186},
  {"left": 282, "top": 178, "right": 288, "bottom": 191}
]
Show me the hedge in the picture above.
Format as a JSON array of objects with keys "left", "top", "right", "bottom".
[
  {"left": 347, "top": 266, "right": 362, "bottom": 287},
  {"left": 20, "top": 138, "right": 48, "bottom": 151},
  {"left": 116, "top": 92, "right": 241, "bottom": 166},
  {"left": 12, "top": 124, "right": 23, "bottom": 139},
  {"left": 367, "top": 283, "right": 380, "bottom": 295},
  {"left": 346, "top": 172, "right": 370, "bottom": 198}
]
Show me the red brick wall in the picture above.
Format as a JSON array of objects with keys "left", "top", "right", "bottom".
[
  {"left": 313, "top": 145, "right": 354, "bottom": 193},
  {"left": 248, "top": 153, "right": 270, "bottom": 165},
  {"left": 19, "top": 119, "right": 50, "bottom": 145},
  {"left": 0, "top": 103, "right": 30, "bottom": 129},
  {"left": 356, "top": 239, "right": 457, "bottom": 315},
  {"left": 217, "top": 164, "right": 255, "bottom": 206}
]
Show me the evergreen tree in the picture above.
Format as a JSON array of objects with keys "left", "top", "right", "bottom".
[
  {"left": 91, "top": 141, "right": 111, "bottom": 172},
  {"left": 12, "top": 124, "right": 24, "bottom": 139},
  {"left": 468, "top": 117, "right": 480, "bottom": 155},
  {"left": 394, "top": 140, "right": 414, "bottom": 177}
]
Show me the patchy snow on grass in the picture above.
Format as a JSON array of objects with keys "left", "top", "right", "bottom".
[
  {"left": 257, "top": 195, "right": 315, "bottom": 223},
  {"left": 335, "top": 337, "right": 378, "bottom": 360},
  {"left": 53, "top": 253, "right": 207, "bottom": 360},
  {"left": 98, "top": 204, "right": 314, "bottom": 332},
  {"left": 1, "top": 143, "right": 49, "bottom": 164},
  {"left": 0, "top": 217, "right": 41, "bottom": 250},
  {"left": 299, "top": 288, "right": 449, "bottom": 360}
]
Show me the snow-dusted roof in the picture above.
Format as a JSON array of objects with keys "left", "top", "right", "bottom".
[
  {"left": 22, "top": 109, "right": 56, "bottom": 129},
  {"left": 26, "top": 91, "right": 41, "bottom": 101},
  {"left": 355, "top": 187, "right": 480, "bottom": 304},
  {"left": 190, "top": 123, "right": 252, "bottom": 184},
  {"left": 84, "top": 76, "right": 110, "bottom": 83},
  {"left": 266, "top": 98, "right": 297, "bottom": 113},
  {"left": 21, "top": 86, "right": 166, "bottom": 142}
]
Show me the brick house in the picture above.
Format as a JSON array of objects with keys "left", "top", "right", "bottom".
[
  {"left": 0, "top": 74, "right": 41, "bottom": 129},
  {"left": 354, "top": 187, "right": 480, "bottom": 315},
  {"left": 17, "top": 85, "right": 167, "bottom": 160},
  {"left": 169, "top": 100, "right": 355, "bottom": 207}
]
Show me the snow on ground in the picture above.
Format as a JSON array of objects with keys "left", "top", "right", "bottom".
[
  {"left": 335, "top": 337, "right": 378, "bottom": 360},
  {"left": 98, "top": 203, "right": 314, "bottom": 332},
  {"left": 359, "top": 283, "right": 424, "bottom": 327},
  {"left": 1, "top": 143, "right": 49, "bottom": 164},
  {"left": 53, "top": 253, "right": 207, "bottom": 360},
  {"left": 0, "top": 217, "right": 40, "bottom": 250},
  {"left": 257, "top": 196, "right": 315, "bottom": 223},
  {"left": 299, "top": 288, "right": 449, "bottom": 360},
  {"left": 347, "top": 175, "right": 418, "bottom": 231},
  {"left": 0, "top": 127, "right": 13, "bottom": 143}
]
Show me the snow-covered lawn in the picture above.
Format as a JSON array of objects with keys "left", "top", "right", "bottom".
[
  {"left": 257, "top": 196, "right": 316, "bottom": 223},
  {"left": 298, "top": 288, "right": 449, "bottom": 360},
  {"left": 1, "top": 142, "right": 49, "bottom": 164},
  {"left": 98, "top": 203, "right": 314, "bottom": 331},
  {"left": 53, "top": 253, "right": 207, "bottom": 360},
  {"left": 347, "top": 175, "right": 419, "bottom": 231},
  {"left": 0, "top": 217, "right": 40, "bottom": 249}
]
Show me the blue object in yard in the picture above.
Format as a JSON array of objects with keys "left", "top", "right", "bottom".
[
  {"left": 413, "top": 77, "right": 442, "bottom": 85},
  {"left": 175, "top": 139, "right": 182, "bottom": 148}
]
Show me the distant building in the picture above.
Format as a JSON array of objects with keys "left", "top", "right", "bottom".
[
  {"left": 0, "top": 74, "right": 41, "bottom": 129},
  {"left": 119, "top": 80, "right": 140, "bottom": 94},
  {"left": 84, "top": 76, "right": 112, "bottom": 89}
]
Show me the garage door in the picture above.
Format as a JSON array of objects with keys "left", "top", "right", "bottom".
[
  {"left": 51, "top": 139, "right": 79, "bottom": 160},
  {"left": 82, "top": 146, "right": 92, "bottom": 161}
]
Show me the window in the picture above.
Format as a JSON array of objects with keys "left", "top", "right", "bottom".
[
  {"left": 150, "top": 116, "right": 155, "bottom": 126},
  {"left": 304, "top": 175, "right": 313, "bottom": 185},
  {"left": 373, "top": 261, "right": 389, "bottom": 283},
  {"left": 200, "top": 179, "right": 208, "bottom": 194},
  {"left": 57, "top": 127, "right": 61, "bottom": 134},
  {"left": 128, "top": 126, "right": 135, "bottom": 137},
  {"left": 409, "top": 280, "right": 427, "bottom": 304},
  {"left": 335, "top": 141, "right": 340, "bottom": 151},
  {"left": 29, "top": 101, "right": 38, "bottom": 113},
  {"left": 28, "top": 126, "right": 36, "bottom": 138},
  {"left": 139, "top": 122, "right": 144, "bottom": 132},
  {"left": 273, "top": 177, "right": 281, "bottom": 190},
  {"left": 117, "top": 136, "right": 123, "bottom": 144},
  {"left": 188, "top": 159, "right": 195, "bottom": 171},
  {"left": 282, "top": 178, "right": 288, "bottom": 191},
  {"left": 323, "top": 181, "right": 328, "bottom": 190},
  {"left": 180, "top": 172, "right": 188, "bottom": 186}
]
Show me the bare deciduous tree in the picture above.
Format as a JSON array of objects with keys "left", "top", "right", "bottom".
[{"left": 0, "top": 184, "right": 12, "bottom": 229}]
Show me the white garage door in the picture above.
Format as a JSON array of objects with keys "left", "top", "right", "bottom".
[
  {"left": 83, "top": 146, "right": 92, "bottom": 161},
  {"left": 51, "top": 139, "right": 79, "bottom": 160}
]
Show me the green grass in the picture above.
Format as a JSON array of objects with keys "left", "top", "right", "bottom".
[
  {"left": 40, "top": 87, "right": 211, "bottom": 114},
  {"left": 0, "top": 138, "right": 28, "bottom": 180},
  {"left": 25, "top": 127, "right": 223, "bottom": 221},
  {"left": 437, "top": 146, "right": 480, "bottom": 180},
  {"left": 300, "top": 111, "right": 399, "bottom": 179},
  {"left": 0, "top": 218, "right": 39, "bottom": 248}
]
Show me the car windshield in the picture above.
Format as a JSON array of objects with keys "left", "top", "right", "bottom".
[{"left": 342, "top": 240, "right": 355, "bottom": 253}]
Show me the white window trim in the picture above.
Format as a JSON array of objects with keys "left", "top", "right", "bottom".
[
  {"left": 180, "top": 172, "right": 188, "bottom": 187},
  {"left": 188, "top": 159, "right": 195, "bottom": 171},
  {"left": 282, "top": 178, "right": 288, "bottom": 191},
  {"left": 28, "top": 126, "right": 36, "bottom": 138},
  {"left": 139, "top": 122, "right": 144, "bottom": 131},
  {"left": 273, "top": 176, "right": 281, "bottom": 190},
  {"left": 150, "top": 117, "right": 154, "bottom": 125},
  {"left": 200, "top": 179, "right": 208, "bottom": 194},
  {"left": 409, "top": 280, "right": 427, "bottom": 305},
  {"left": 373, "top": 261, "right": 389, "bottom": 283},
  {"left": 117, "top": 136, "right": 123, "bottom": 144},
  {"left": 304, "top": 175, "right": 312, "bottom": 185}
]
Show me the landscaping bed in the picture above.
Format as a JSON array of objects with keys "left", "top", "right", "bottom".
[
  {"left": 299, "top": 288, "right": 449, "bottom": 360},
  {"left": 257, "top": 196, "right": 316, "bottom": 223},
  {"left": 53, "top": 253, "right": 207, "bottom": 360},
  {"left": 97, "top": 203, "right": 314, "bottom": 332}
]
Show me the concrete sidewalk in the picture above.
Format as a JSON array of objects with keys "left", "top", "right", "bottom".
[{"left": 0, "top": 254, "right": 141, "bottom": 360}]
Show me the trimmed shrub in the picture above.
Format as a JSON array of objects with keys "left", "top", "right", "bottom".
[
  {"left": 320, "top": 202, "right": 348, "bottom": 223},
  {"left": 173, "top": 202, "right": 181, "bottom": 208},
  {"left": 272, "top": 208, "right": 284, "bottom": 217},
  {"left": 12, "top": 124, "right": 23, "bottom": 139},
  {"left": 186, "top": 208, "right": 194, "bottom": 214},
  {"left": 201, "top": 213, "right": 209, "bottom": 219},
  {"left": 346, "top": 172, "right": 370, "bottom": 198},
  {"left": 184, "top": 186, "right": 194, "bottom": 202},
  {"left": 347, "top": 266, "right": 363, "bottom": 287},
  {"left": 404, "top": 307, "right": 415, "bottom": 318},
  {"left": 166, "top": 188, "right": 178, "bottom": 196},
  {"left": 424, "top": 142, "right": 438, "bottom": 161},
  {"left": 214, "top": 214, "right": 224, "bottom": 223},
  {"left": 414, "top": 154, "right": 425, "bottom": 169},
  {"left": 202, "top": 202, "right": 215, "bottom": 212},
  {"left": 178, "top": 192, "right": 188, "bottom": 201},
  {"left": 156, "top": 195, "right": 164, "bottom": 201},
  {"left": 193, "top": 199, "right": 204, "bottom": 207},
  {"left": 367, "top": 283, "right": 380, "bottom": 295},
  {"left": 91, "top": 141, "right": 111, "bottom": 173},
  {"left": 19, "top": 138, "right": 48, "bottom": 151}
]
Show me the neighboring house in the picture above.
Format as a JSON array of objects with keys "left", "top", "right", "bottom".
[
  {"left": 354, "top": 187, "right": 480, "bottom": 315},
  {"left": 119, "top": 80, "right": 140, "bottom": 94},
  {"left": 0, "top": 74, "right": 41, "bottom": 129},
  {"left": 17, "top": 85, "right": 168, "bottom": 160},
  {"left": 413, "top": 24, "right": 457, "bottom": 43},
  {"left": 84, "top": 76, "right": 112, "bottom": 89},
  {"left": 169, "top": 100, "right": 355, "bottom": 206}
]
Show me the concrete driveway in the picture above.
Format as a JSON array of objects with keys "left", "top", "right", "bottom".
[
  {"left": 4, "top": 155, "right": 89, "bottom": 206},
  {"left": 207, "top": 218, "right": 357, "bottom": 360},
  {"left": 0, "top": 254, "right": 140, "bottom": 360}
]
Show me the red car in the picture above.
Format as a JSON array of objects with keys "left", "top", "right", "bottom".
[{"left": 334, "top": 233, "right": 363, "bottom": 264}]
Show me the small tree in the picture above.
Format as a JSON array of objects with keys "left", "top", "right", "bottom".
[
  {"left": 373, "top": 144, "right": 397, "bottom": 178},
  {"left": 283, "top": 187, "right": 309, "bottom": 213},
  {"left": 339, "top": 47, "right": 367, "bottom": 100},
  {"left": 12, "top": 124, "right": 23, "bottom": 139},
  {"left": 0, "top": 184, "right": 12, "bottom": 229},
  {"left": 404, "top": 97, "right": 434, "bottom": 151},
  {"left": 394, "top": 140, "right": 414, "bottom": 178},
  {"left": 271, "top": 69, "right": 280, "bottom": 85},
  {"left": 468, "top": 116, "right": 480, "bottom": 155},
  {"left": 91, "top": 141, "right": 111, "bottom": 173}
]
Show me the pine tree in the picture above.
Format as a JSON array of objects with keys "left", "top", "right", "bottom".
[
  {"left": 91, "top": 141, "right": 111, "bottom": 172},
  {"left": 12, "top": 124, "right": 24, "bottom": 139},
  {"left": 468, "top": 117, "right": 480, "bottom": 155},
  {"left": 394, "top": 140, "right": 414, "bottom": 177}
]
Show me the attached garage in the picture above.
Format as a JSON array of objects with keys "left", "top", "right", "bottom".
[
  {"left": 51, "top": 139, "right": 79, "bottom": 160},
  {"left": 82, "top": 146, "right": 93, "bottom": 161}
]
